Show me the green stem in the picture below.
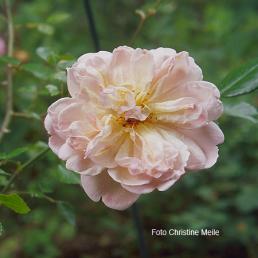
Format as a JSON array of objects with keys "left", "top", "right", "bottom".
[
  {"left": 130, "top": 0, "right": 162, "bottom": 45},
  {"left": 130, "top": 14, "right": 145, "bottom": 45},
  {"left": 1, "top": 148, "right": 50, "bottom": 193},
  {"left": 17, "top": 191, "right": 58, "bottom": 204},
  {"left": 0, "top": 0, "right": 14, "bottom": 142}
]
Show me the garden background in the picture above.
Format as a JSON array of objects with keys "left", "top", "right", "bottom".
[{"left": 0, "top": 0, "right": 258, "bottom": 257}]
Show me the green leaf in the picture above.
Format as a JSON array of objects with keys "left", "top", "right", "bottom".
[
  {"left": 0, "top": 146, "right": 28, "bottom": 160},
  {"left": 224, "top": 102, "right": 258, "bottom": 123},
  {"left": 0, "top": 56, "right": 20, "bottom": 65},
  {"left": 0, "top": 169, "right": 11, "bottom": 176},
  {"left": 36, "top": 47, "right": 57, "bottom": 63},
  {"left": 0, "top": 176, "right": 8, "bottom": 186},
  {"left": 221, "top": 58, "right": 258, "bottom": 97},
  {"left": 45, "top": 84, "right": 60, "bottom": 96},
  {"left": 23, "top": 63, "right": 51, "bottom": 79},
  {"left": 47, "top": 12, "right": 70, "bottom": 24},
  {"left": 55, "top": 165, "right": 80, "bottom": 184},
  {"left": 53, "top": 71, "right": 66, "bottom": 82},
  {"left": 37, "top": 23, "right": 54, "bottom": 35},
  {"left": 0, "top": 194, "right": 30, "bottom": 214},
  {"left": 57, "top": 60, "right": 75, "bottom": 70},
  {"left": 57, "top": 201, "right": 75, "bottom": 225}
]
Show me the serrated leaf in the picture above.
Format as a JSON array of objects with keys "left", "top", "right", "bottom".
[
  {"left": 57, "top": 201, "right": 75, "bottom": 225},
  {"left": 0, "top": 56, "right": 20, "bottom": 65},
  {"left": 56, "top": 165, "right": 80, "bottom": 184},
  {"left": 0, "top": 194, "right": 30, "bottom": 214},
  {"left": 224, "top": 102, "right": 258, "bottom": 123},
  {"left": 0, "top": 147, "right": 28, "bottom": 160},
  {"left": 45, "top": 84, "right": 59, "bottom": 96},
  {"left": 23, "top": 63, "right": 51, "bottom": 79},
  {"left": 221, "top": 58, "right": 258, "bottom": 97}
]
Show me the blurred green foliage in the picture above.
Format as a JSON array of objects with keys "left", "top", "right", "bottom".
[{"left": 0, "top": 0, "right": 258, "bottom": 257}]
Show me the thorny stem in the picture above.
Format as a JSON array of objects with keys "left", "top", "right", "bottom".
[
  {"left": 1, "top": 148, "right": 50, "bottom": 193},
  {"left": 0, "top": 0, "right": 14, "bottom": 142}
]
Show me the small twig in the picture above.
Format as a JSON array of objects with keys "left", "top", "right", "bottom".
[
  {"left": 41, "top": 194, "right": 58, "bottom": 203},
  {"left": 17, "top": 191, "right": 58, "bottom": 203},
  {"left": 130, "top": 10, "right": 146, "bottom": 45},
  {"left": 12, "top": 112, "right": 37, "bottom": 119},
  {"left": 0, "top": 0, "right": 14, "bottom": 142},
  {"left": 130, "top": 0, "right": 162, "bottom": 45},
  {"left": 1, "top": 148, "right": 50, "bottom": 193}
]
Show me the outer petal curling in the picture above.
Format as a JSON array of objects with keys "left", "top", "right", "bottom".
[
  {"left": 81, "top": 172, "right": 139, "bottom": 210},
  {"left": 148, "top": 51, "right": 203, "bottom": 102},
  {"left": 173, "top": 122, "right": 224, "bottom": 170}
]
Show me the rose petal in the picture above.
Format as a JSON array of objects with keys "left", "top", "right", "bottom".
[
  {"left": 67, "top": 51, "right": 112, "bottom": 97},
  {"left": 148, "top": 97, "right": 207, "bottom": 128},
  {"left": 81, "top": 172, "right": 139, "bottom": 210},
  {"left": 168, "top": 81, "right": 223, "bottom": 121},
  {"left": 108, "top": 167, "right": 151, "bottom": 186},
  {"left": 175, "top": 122, "right": 224, "bottom": 169},
  {"left": 66, "top": 155, "right": 103, "bottom": 175},
  {"left": 148, "top": 51, "right": 203, "bottom": 102},
  {"left": 109, "top": 46, "right": 154, "bottom": 91},
  {"left": 86, "top": 116, "right": 125, "bottom": 168}
]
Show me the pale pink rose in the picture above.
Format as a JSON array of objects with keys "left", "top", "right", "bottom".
[
  {"left": 45, "top": 47, "right": 224, "bottom": 210},
  {"left": 0, "top": 37, "right": 5, "bottom": 56}
]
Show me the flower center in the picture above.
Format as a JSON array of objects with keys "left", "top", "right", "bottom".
[
  {"left": 102, "top": 85, "right": 152, "bottom": 128},
  {"left": 122, "top": 117, "right": 140, "bottom": 128}
]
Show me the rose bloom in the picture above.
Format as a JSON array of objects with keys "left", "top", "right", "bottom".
[
  {"left": 0, "top": 37, "right": 6, "bottom": 56},
  {"left": 45, "top": 47, "right": 224, "bottom": 210}
]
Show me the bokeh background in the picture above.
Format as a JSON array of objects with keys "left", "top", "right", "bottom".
[{"left": 0, "top": 0, "right": 258, "bottom": 257}]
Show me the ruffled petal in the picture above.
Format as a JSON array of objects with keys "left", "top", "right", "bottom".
[
  {"left": 109, "top": 46, "right": 154, "bottom": 91},
  {"left": 108, "top": 167, "right": 151, "bottom": 186},
  {"left": 48, "top": 135, "right": 65, "bottom": 155},
  {"left": 115, "top": 124, "right": 189, "bottom": 176},
  {"left": 86, "top": 116, "right": 125, "bottom": 168},
  {"left": 175, "top": 122, "right": 224, "bottom": 170},
  {"left": 66, "top": 155, "right": 103, "bottom": 175},
  {"left": 58, "top": 141, "right": 76, "bottom": 160},
  {"left": 81, "top": 172, "right": 139, "bottom": 210},
  {"left": 67, "top": 51, "right": 112, "bottom": 98},
  {"left": 148, "top": 51, "right": 203, "bottom": 102},
  {"left": 167, "top": 81, "right": 223, "bottom": 121},
  {"left": 121, "top": 169, "right": 184, "bottom": 194},
  {"left": 150, "top": 47, "right": 177, "bottom": 68},
  {"left": 148, "top": 97, "right": 207, "bottom": 128}
]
